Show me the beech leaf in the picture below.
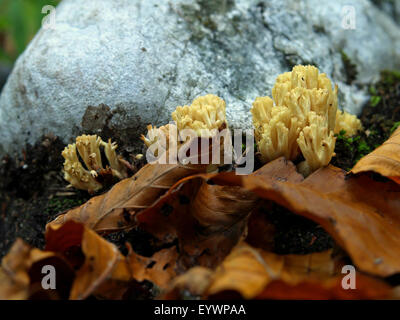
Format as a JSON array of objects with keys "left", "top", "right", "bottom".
[
  {"left": 164, "top": 243, "right": 391, "bottom": 300},
  {"left": 135, "top": 173, "right": 259, "bottom": 273},
  {"left": 127, "top": 245, "right": 179, "bottom": 290},
  {"left": 352, "top": 127, "right": 400, "bottom": 184},
  {"left": 45, "top": 220, "right": 132, "bottom": 300},
  {"left": 210, "top": 157, "right": 400, "bottom": 276},
  {"left": 0, "top": 239, "right": 74, "bottom": 300},
  {"left": 47, "top": 163, "right": 207, "bottom": 233}
]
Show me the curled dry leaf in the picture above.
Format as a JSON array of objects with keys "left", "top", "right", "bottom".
[
  {"left": 45, "top": 220, "right": 132, "bottom": 300},
  {"left": 210, "top": 157, "right": 400, "bottom": 277},
  {"left": 47, "top": 162, "right": 207, "bottom": 233},
  {"left": 0, "top": 239, "right": 74, "bottom": 300},
  {"left": 127, "top": 245, "right": 179, "bottom": 290},
  {"left": 124, "top": 157, "right": 298, "bottom": 289},
  {"left": 135, "top": 173, "right": 259, "bottom": 274},
  {"left": 164, "top": 243, "right": 391, "bottom": 300},
  {"left": 352, "top": 127, "right": 400, "bottom": 184}
]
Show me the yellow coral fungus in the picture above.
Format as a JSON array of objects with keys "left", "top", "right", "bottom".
[
  {"left": 335, "top": 110, "right": 363, "bottom": 136},
  {"left": 142, "top": 94, "right": 231, "bottom": 168},
  {"left": 251, "top": 96, "right": 274, "bottom": 141},
  {"left": 172, "top": 94, "right": 227, "bottom": 137},
  {"left": 252, "top": 65, "right": 352, "bottom": 176},
  {"left": 62, "top": 135, "right": 127, "bottom": 193},
  {"left": 297, "top": 112, "right": 336, "bottom": 176},
  {"left": 252, "top": 102, "right": 302, "bottom": 163},
  {"left": 272, "top": 65, "right": 338, "bottom": 132},
  {"left": 140, "top": 123, "right": 180, "bottom": 157}
]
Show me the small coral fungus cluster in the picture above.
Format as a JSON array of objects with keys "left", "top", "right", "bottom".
[
  {"left": 62, "top": 135, "right": 127, "bottom": 193},
  {"left": 251, "top": 65, "right": 361, "bottom": 176},
  {"left": 141, "top": 94, "right": 228, "bottom": 159},
  {"left": 63, "top": 65, "right": 362, "bottom": 192}
]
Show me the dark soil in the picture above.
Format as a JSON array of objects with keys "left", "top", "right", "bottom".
[
  {"left": 332, "top": 70, "right": 400, "bottom": 171},
  {"left": 263, "top": 203, "right": 335, "bottom": 255},
  {"left": 0, "top": 131, "right": 150, "bottom": 260},
  {"left": 0, "top": 135, "right": 91, "bottom": 258}
]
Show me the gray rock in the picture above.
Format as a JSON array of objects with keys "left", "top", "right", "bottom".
[
  {"left": 371, "top": 0, "right": 400, "bottom": 24},
  {"left": 1, "top": 0, "right": 400, "bottom": 157}
]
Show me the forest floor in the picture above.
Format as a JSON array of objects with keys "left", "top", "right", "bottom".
[{"left": 1, "top": 69, "right": 399, "bottom": 268}]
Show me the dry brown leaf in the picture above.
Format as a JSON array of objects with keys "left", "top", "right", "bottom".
[
  {"left": 352, "top": 127, "right": 400, "bottom": 184},
  {"left": 45, "top": 220, "right": 132, "bottom": 300},
  {"left": 209, "top": 157, "right": 400, "bottom": 277},
  {"left": 47, "top": 162, "right": 207, "bottom": 233},
  {"left": 244, "top": 207, "right": 276, "bottom": 251},
  {"left": 0, "top": 239, "right": 74, "bottom": 300},
  {"left": 162, "top": 267, "right": 214, "bottom": 299},
  {"left": 0, "top": 239, "right": 46, "bottom": 300},
  {"left": 256, "top": 274, "right": 392, "bottom": 299},
  {"left": 244, "top": 158, "right": 304, "bottom": 251},
  {"left": 135, "top": 173, "right": 259, "bottom": 274},
  {"left": 127, "top": 245, "right": 179, "bottom": 290},
  {"left": 0, "top": 267, "right": 28, "bottom": 300},
  {"left": 206, "top": 243, "right": 343, "bottom": 299},
  {"left": 164, "top": 243, "right": 391, "bottom": 300},
  {"left": 128, "top": 157, "right": 298, "bottom": 287}
]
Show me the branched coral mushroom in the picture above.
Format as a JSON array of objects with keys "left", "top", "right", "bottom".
[
  {"left": 251, "top": 97, "right": 302, "bottom": 163},
  {"left": 142, "top": 94, "right": 228, "bottom": 152},
  {"left": 172, "top": 94, "right": 227, "bottom": 137},
  {"left": 62, "top": 135, "right": 128, "bottom": 193},
  {"left": 252, "top": 65, "right": 361, "bottom": 176},
  {"left": 297, "top": 112, "right": 336, "bottom": 176},
  {"left": 272, "top": 65, "right": 338, "bottom": 132},
  {"left": 141, "top": 123, "right": 180, "bottom": 157},
  {"left": 335, "top": 110, "right": 362, "bottom": 136},
  {"left": 141, "top": 94, "right": 229, "bottom": 169}
]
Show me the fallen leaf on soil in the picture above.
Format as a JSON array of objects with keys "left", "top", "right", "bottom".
[
  {"left": 208, "top": 157, "right": 400, "bottom": 276},
  {"left": 244, "top": 205, "right": 276, "bottom": 251},
  {"left": 256, "top": 274, "right": 392, "bottom": 299},
  {"left": 47, "top": 162, "right": 207, "bottom": 233},
  {"left": 135, "top": 173, "right": 259, "bottom": 274},
  {"left": 162, "top": 266, "right": 214, "bottom": 299},
  {"left": 0, "top": 239, "right": 74, "bottom": 300},
  {"left": 128, "top": 157, "right": 302, "bottom": 286},
  {"left": 127, "top": 245, "right": 179, "bottom": 290},
  {"left": 46, "top": 220, "right": 132, "bottom": 300},
  {"left": 352, "top": 126, "right": 400, "bottom": 184},
  {"left": 164, "top": 243, "right": 391, "bottom": 300}
]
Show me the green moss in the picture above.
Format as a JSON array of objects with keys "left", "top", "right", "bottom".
[
  {"left": 391, "top": 121, "right": 400, "bottom": 134},
  {"left": 370, "top": 95, "right": 381, "bottom": 107},
  {"left": 380, "top": 69, "right": 400, "bottom": 85},
  {"left": 44, "top": 196, "right": 87, "bottom": 215},
  {"left": 362, "top": 69, "right": 400, "bottom": 140},
  {"left": 333, "top": 69, "right": 400, "bottom": 171},
  {"left": 332, "top": 130, "right": 373, "bottom": 171}
]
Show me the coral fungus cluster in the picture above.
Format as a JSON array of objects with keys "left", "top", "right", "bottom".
[
  {"left": 252, "top": 65, "right": 361, "bottom": 176},
  {"left": 142, "top": 94, "right": 229, "bottom": 161},
  {"left": 172, "top": 94, "right": 228, "bottom": 136},
  {"left": 62, "top": 135, "right": 127, "bottom": 193},
  {"left": 63, "top": 65, "right": 362, "bottom": 191}
]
